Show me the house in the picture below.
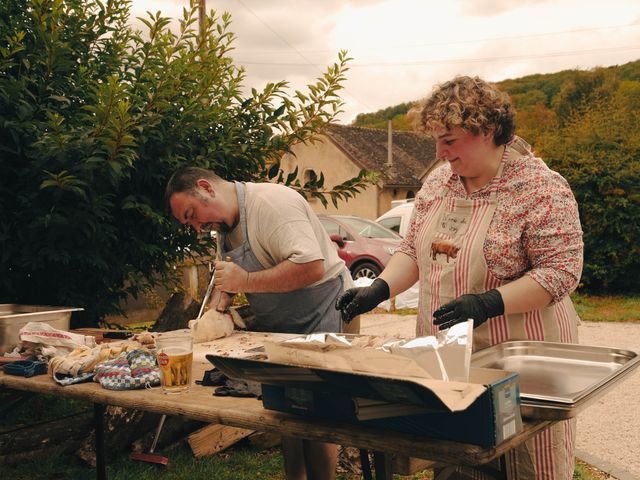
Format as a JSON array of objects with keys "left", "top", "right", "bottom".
[{"left": 280, "top": 123, "right": 441, "bottom": 219}]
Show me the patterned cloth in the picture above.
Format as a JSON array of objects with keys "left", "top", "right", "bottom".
[
  {"left": 93, "top": 349, "right": 160, "bottom": 390},
  {"left": 398, "top": 136, "right": 583, "bottom": 303}
]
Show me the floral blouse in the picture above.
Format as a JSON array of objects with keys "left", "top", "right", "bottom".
[{"left": 398, "top": 137, "right": 584, "bottom": 302}]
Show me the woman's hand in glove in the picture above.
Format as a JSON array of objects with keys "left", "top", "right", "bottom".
[
  {"left": 335, "top": 278, "right": 390, "bottom": 323},
  {"left": 432, "top": 289, "right": 504, "bottom": 330}
]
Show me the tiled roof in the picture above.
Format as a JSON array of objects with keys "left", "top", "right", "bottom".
[{"left": 324, "top": 124, "right": 437, "bottom": 187}]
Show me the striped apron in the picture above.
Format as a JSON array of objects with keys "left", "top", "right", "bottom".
[{"left": 415, "top": 144, "right": 579, "bottom": 480}]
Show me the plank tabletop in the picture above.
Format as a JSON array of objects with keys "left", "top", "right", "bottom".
[{"left": 0, "top": 331, "right": 552, "bottom": 467}]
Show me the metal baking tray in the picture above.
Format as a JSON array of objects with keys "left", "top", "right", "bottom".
[
  {"left": 0, "top": 304, "right": 83, "bottom": 355},
  {"left": 471, "top": 341, "right": 640, "bottom": 419}
]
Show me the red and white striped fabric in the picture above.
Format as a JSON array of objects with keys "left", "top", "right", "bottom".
[{"left": 406, "top": 138, "right": 580, "bottom": 479}]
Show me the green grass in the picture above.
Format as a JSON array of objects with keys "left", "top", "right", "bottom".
[
  {"left": 0, "top": 442, "right": 606, "bottom": 480},
  {"left": 571, "top": 293, "right": 640, "bottom": 323},
  {"left": 1, "top": 443, "right": 284, "bottom": 480},
  {"left": 0, "top": 441, "right": 606, "bottom": 480}
]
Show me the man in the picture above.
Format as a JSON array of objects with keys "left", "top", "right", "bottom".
[{"left": 165, "top": 166, "right": 354, "bottom": 480}]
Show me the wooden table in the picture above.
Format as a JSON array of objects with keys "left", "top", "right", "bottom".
[{"left": 0, "top": 332, "right": 552, "bottom": 480}]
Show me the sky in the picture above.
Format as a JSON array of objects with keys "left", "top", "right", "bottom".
[{"left": 128, "top": 0, "right": 640, "bottom": 124}]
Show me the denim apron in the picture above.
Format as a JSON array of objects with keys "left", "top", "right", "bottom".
[{"left": 218, "top": 182, "right": 343, "bottom": 334}]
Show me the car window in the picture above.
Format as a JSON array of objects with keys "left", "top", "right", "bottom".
[
  {"left": 320, "top": 218, "right": 352, "bottom": 240},
  {"left": 338, "top": 216, "right": 400, "bottom": 239},
  {"left": 378, "top": 216, "right": 401, "bottom": 235}
]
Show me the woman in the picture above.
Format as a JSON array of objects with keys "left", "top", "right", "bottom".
[{"left": 336, "top": 75, "right": 583, "bottom": 479}]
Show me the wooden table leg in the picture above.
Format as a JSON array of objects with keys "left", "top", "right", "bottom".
[
  {"left": 360, "top": 449, "right": 373, "bottom": 480},
  {"left": 373, "top": 451, "right": 393, "bottom": 480},
  {"left": 94, "top": 403, "right": 107, "bottom": 480}
]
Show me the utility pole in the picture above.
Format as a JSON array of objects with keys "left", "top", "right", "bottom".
[
  {"left": 387, "top": 120, "right": 393, "bottom": 166},
  {"left": 198, "top": 0, "right": 206, "bottom": 42}
]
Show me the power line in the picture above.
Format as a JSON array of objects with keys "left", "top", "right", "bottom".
[
  {"left": 233, "top": 22, "right": 640, "bottom": 55},
  {"left": 234, "top": 0, "right": 375, "bottom": 111},
  {"left": 235, "top": 45, "right": 640, "bottom": 68}
]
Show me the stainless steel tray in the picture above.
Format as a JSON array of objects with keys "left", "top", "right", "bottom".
[
  {"left": 0, "top": 304, "right": 83, "bottom": 355},
  {"left": 471, "top": 341, "right": 640, "bottom": 419}
]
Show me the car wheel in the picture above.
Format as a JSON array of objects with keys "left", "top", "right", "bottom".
[{"left": 351, "top": 261, "right": 381, "bottom": 280}]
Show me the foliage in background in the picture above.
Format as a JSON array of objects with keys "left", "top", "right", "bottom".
[
  {"left": 0, "top": 0, "right": 374, "bottom": 325},
  {"left": 511, "top": 66, "right": 640, "bottom": 293},
  {"left": 352, "top": 101, "right": 414, "bottom": 130},
  {"left": 352, "top": 60, "right": 640, "bottom": 294}
]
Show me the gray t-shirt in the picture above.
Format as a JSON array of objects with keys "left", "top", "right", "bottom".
[{"left": 226, "top": 183, "right": 352, "bottom": 288}]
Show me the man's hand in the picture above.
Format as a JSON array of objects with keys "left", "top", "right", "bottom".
[
  {"left": 432, "top": 289, "right": 504, "bottom": 330},
  {"left": 335, "top": 278, "right": 390, "bottom": 323},
  {"left": 214, "top": 259, "right": 250, "bottom": 293},
  {"left": 209, "top": 289, "right": 233, "bottom": 312}
]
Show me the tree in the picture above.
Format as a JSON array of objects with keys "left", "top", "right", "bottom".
[
  {"left": 0, "top": 0, "right": 374, "bottom": 325},
  {"left": 537, "top": 91, "right": 640, "bottom": 292}
]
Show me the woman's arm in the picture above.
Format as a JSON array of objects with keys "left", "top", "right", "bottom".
[
  {"left": 379, "top": 252, "right": 419, "bottom": 297},
  {"left": 497, "top": 275, "right": 553, "bottom": 314}
]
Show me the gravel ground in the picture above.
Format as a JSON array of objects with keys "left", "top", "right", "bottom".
[{"left": 359, "top": 314, "right": 640, "bottom": 480}]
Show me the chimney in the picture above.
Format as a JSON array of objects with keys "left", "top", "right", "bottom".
[{"left": 386, "top": 120, "right": 393, "bottom": 166}]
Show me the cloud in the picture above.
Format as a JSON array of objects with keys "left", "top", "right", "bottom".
[
  {"left": 129, "top": 0, "right": 640, "bottom": 123},
  {"left": 459, "top": 0, "right": 549, "bottom": 17}
]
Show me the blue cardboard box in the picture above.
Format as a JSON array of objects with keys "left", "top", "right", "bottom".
[
  {"left": 261, "top": 368, "right": 520, "bottom": 447},
  {"left": 208, "top": 354, "right": 522, "bottom": 448}
]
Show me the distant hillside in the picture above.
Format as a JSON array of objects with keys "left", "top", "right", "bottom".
[
  {"left": 351, "top": 101, "right": 414, "bottom": 130},
  {"left": 351, "top": 59, "right": 640, "bottom": 131}
]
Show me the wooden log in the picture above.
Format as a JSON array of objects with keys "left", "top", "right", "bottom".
[
  {"left": 151, "top": 291, "right": 200, "bottom": 332},
  {"left": 75, "top": 407, "right": 160, "bottom": 466},
  {"left": 187, "top": 423, "right": 254, "bottom": 458},
  {"left": 245, "top": 430, "right": 282, "bottom": 450},
  {"left": 132, "top": 414, "right": 206, "bottom": 454}
]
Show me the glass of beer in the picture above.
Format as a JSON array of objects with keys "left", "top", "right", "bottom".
[{"left": 155, "top": 329, "right": 193, "bottom": 394}]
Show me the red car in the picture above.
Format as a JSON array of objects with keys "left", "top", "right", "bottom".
[{"left": 318, "top": 215, "right": 402, "bottom": 280}]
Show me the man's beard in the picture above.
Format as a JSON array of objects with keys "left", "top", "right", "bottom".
[
  {"left": 193, "top": 190, "right": 231, "bottom": 234},
  {"left": 198, "top": 222, "right": 229, "bottom": 233},
  {"left": 216, "top": 222, "right": 231, "bottom": 234}
]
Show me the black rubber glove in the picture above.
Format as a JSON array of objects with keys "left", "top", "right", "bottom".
[
  {"left": 196, "top": 368, "right": 227, "bottom": 386},
  {"left": 214, "top": 378, "right": 262, "bottom": 398},
  {"left": 335, "top": 278, "right": 390, "bottom": 323},
  {"left": 432, "top": 289, "right": 504, "bottom": 330}
]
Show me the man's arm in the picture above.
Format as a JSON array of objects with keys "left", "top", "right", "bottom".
[{"left": 214, "top": 258, "right": 324, "bottom": 294}]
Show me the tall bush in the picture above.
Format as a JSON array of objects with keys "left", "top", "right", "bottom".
[
  {"left": 537, "top": 92, "right": 640, "bottom": 292},
  {"left": 0, "top": 0, "right": 372, "bottom": 324}
]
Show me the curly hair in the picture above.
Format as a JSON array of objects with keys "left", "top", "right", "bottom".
[{"left": 411, "top": 75, "right": 516, "bottom": 146}]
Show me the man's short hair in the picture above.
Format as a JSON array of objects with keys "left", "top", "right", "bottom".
[{"left": 164, "top": 167, "right": 221, "bottom": 212}]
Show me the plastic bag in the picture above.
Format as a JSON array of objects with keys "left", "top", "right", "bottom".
[{"left": 18, "top": 321, "right": 96, "bottom": 360}]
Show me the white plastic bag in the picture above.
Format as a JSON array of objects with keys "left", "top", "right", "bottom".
[
  {"left": 18, "top": 321, "right": 96, "bottom": 360},
  {"left": 19, "top": 321, "right": 96, "bottom": 349},
  {"left": 354, "top": 277, "right": 419, "bottom": 311}
]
